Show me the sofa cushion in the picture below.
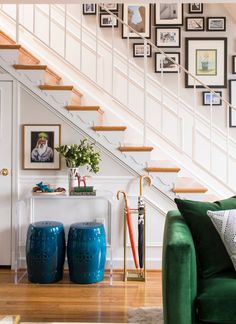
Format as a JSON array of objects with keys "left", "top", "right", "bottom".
[
  {"left": 175, "top": 197, "right": 236, "bottom": 278},
  {"left": 197, "top": 271, "right": 236, "bottom": 323},
  {"left": 207, "top": 209, "right": 236, "bottom": 271}
]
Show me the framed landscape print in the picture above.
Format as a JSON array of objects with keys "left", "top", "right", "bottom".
[
  {"left": 189, "top": 3, "right": 203, "bottom": 14},
  {"left": 155, "top": 52, "right": 180, "bottom": 73},
  {"left": 229, "top": 80, "right": 236, "bottom": 127},
  {"left": 202, "top": 91, "right": 222, "bottom": 106},
  {"left": 133, "top": 43, "right": 152, "bottom": 57},
  {"left": 155, "top": 27, "right": 181, "bottom": 48},
  {"left": 100, "top": 13, "right": 118, "bottom": 28},
  {"left": 100, "top": 3, "right": 118, "bottom": 12},
  {"left": 83, "top": 4, "right": 96, "bottom": 15},
  {"left": 207, "top": 17, "right": 226, "bottom": 31},
  {"left": 23, "top": 124, "right": 61, "bottom": 170},
  {"left": 154, "top": 3, "right": 183, "bottom": 26},
  {"left": 185, "top": 38, "right": 227, "bottom": 88},
  {"left": 122, "top": 4, "right": 151, "bottom": 39},
  {"left": 186, "top": 17, "right": 204, "bottom": 31}
]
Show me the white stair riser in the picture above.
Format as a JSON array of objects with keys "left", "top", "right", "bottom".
[
  {"left": 95, "top": 130, "right": 124, "bottom": 145},
  {"left": 150, "top": 172, "right": 179, "bottom": 191},
  {"left": 39, "top": 89, "right": 72, "bottom": 105},
  {"left": 121, "top": 151, "right": 151, "bottom": 165},
  {"left": 0, "top": 49, "right": 19, "bottom": 64},
  {"left": 15, "top": 69, "right": 45, "bottom": 85},
  {"left": 74, "top": 111, "right": 103, "bottom": 126}
]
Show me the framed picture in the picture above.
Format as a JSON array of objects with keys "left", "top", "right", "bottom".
[
  {"left": 83, "top": 4, "right": 96, "bottom": 15},
  {"left": 100, "top": 3, "right": 118, "bottom": 12},
  {"left": 207, "top": 17, "right": 226, "bottom": 31},
  {"left": 155, "top": 52, "right": 180, "bottom": 73},
  {"left": 185, "top": 38, "right": 227, "bottom": 88},
  {"left": 100, "top": 13, "right": 118, "bottom": 28},
  {"left": 189, "top": 3, "right": 203, "bottom": 14},
  {"left": 23, "top": 124, "right": 61, "bottom": 170},
  {"left": 154, "top": 3, "right": 183, "bottom": 26},
  {"left": 155, "top": 27, "right": 181, "bottom": 48},
  {"left": 229, "top": 80, "right": 236, "bottom": 127},
  {"left": 133, "top": 43, "right": 152, "bottom": 57},
  {"left": 186, "top": 17, "right": 204, "bottom": 31},
  {"left": 232, "top": 56, "right": 236, "bottom": 74},
  {"left": 202, "top": 91, "right": 222, "bottom": 106},
  {"left": 122, "top": 4, "right": 151, "bottom": 39}
]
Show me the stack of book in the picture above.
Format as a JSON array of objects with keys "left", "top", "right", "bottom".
[{"left": 71, "top": 186, "right": 96, "bottom": 196}]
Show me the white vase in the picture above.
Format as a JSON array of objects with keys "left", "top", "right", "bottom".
[{"left": 68, "top": 167, "right": 78, "bottom": 194}]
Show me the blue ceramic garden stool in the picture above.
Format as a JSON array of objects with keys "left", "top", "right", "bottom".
[
  {"left": 67, "top": 222, "right": 106, "bottom": 284},
  {"left": 26, "top": 221, "right": 65, "bottom": 283}
]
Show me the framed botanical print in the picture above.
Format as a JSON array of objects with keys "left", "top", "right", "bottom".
[
  {"left": 100, "top": 3, "right": 118, "bottom": 12},
  {"left": 83, "top": 4, "right": 97, "bottom": 15},
  {"left": 100, "top": 13, "right": 118, "bottom": 28},
  {"left": 133, "top": 43, "right": 152, "bottom": 57},
  {"left": 155, "top": 52, "right": 180, "bottom": 73},
  {"left": 185, "top": 38, "right": 227, "bottom": 88},
  {"left": 202, "top": 91, "right": 222, "bottom": 106},
  {"left": 189, "top": 3, "right": 203, "bottom": 14},
  {"left": 207, "top": 17, "right": 226, "bottom": 31},
  {"left": 154, "top": 3, "right": 183, "bottom": 26},
  {"left": 155, "top": 27, "right": 181, "bottom": 48},
  {"left": 229, "top": 80, "right": 236, "bottom": 127},
  {"left": 122, "top": 4, "right": 151, "bottom": 39},
  {"left": 23, "top": 124, "right": 61, "bottom": 170},
  {"left": 186, "top": 17, "right": 204, "bottom": 31}
]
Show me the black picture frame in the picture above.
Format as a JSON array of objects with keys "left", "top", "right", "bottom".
[
  {"left": 122, "top": 4, "right": 151, "bottom": 39},
  {"left": 206, "top": 17, "right": 226, "bottom": 31},
  {"left": 154, "top": 3, "right": 183, "bottom": 26},
  {"left": 232, "top": 56, "right": 236, "bottom": 74},
  {"left": 185, "top": 37, "right": 227, "bottom": 88},
  {"left": 155, "top": 52, "right": 180, "bottom": 73},
  {"left": 100, "top": 3, "right": 119, "bottom": 12},
  {"left": 83, "top": 4, "right": 97, "bottom": 15},
  {"left": 155, "top": 27, "right": 181, "bottom": 48},
  {"left": 229, "top": 80, "right": 236, "bottom": 127},
  {"left": 186, "top": 17, "right": 205, "bottom": 31},
  {"left": 99, "top": 13, "right": 118, "bottom": 28},
  {"left": 202, "top": 91, "right": 222, "bottom": 106},
  {"left": 133, "top": 43, "right": 152, "bottom": 58},
  {"left": 189, "top": 3, "right": 203, "bottom": 14}
]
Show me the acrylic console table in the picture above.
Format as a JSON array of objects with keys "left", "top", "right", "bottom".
[{"left": 15, "top": 191, "right": 115, "bottom": 285}]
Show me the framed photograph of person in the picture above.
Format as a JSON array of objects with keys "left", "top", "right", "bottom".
[
  {"left": 207, "top": 17, "right": 226, "bottom": 31},
  {"left": 154, "top": 3, "right": 183, "bottom": 26},
  {"left": 100, "top": 13, "right": 118, "bottom": 28},
  {"left": 202, "top": 91, "right": 222, "bottom": 106},
  {"left": 122, "top": 4, "right": 151, "bottom": 39},
  {"left": 155, "top": 52, "right": 180, "bottom": 73},
  {"left": 186, "top": 17, "right": 204, "bottom": 31},
  {"left": 229, "top": 80, "right": 236, "bottom": 127},
  {"left": 155, "top": 27, "right": 181, "bottom": 48},
  {"left": 189, "top": 3, "right": 203, "bottom": 14},
  {"left": 185, "top": 38, "right": 227, "bottom": 88},
  {"left": 100, "top": 3, "right": 118, "bottom": 12},
  {"left": 133, "top": 43, "right": 152, "bottom": 57},
  {"left": 83, "top": 4, "right": 97, "bottom": 15},
  {"left": 23, "top": 124, "right": 61, "bottom": 170}
]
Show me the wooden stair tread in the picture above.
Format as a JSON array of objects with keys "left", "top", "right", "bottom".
[
  {"left": 119, "top": 146, "right": 153, "bottom": 152},
  {"left": 0, "top": 44, "right": 21, "bottom": 49},
  {"left": 92, "top": 126, "right": 127, "bottom": 131},
  {"left": 146, "top": 160, "right": 180, "bottom": 173},
  {"left": 172, "top": 177, "right": 208, "bottom": 193},
  {"left": 13, "top": 64, "right": 47, "bottom": 70},
  {"left": 66, "top": 105, "right": 103, "bottom": 113},
  {"left": 39, "top": 85, "right": 73, "bottom": 90}
]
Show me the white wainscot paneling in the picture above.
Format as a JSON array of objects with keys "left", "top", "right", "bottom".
[
  {"left": 212, "top": 144, "right": 227, "bottom": 182},
  {"left": 163, "top": 108, "right": 179, "bottom": 145},
  {"left": 229, "top": 157, "right": 236, "bottom": 189},
  {"left": 194, "top": 130, "right": 211, "bottom": 170}
]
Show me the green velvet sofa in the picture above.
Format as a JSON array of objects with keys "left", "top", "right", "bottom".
[{"left": 162, "top": 210, "right": 236, "bottom": 324}]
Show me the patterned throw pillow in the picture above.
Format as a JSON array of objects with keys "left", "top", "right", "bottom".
[{"left": 207, "top": 209, "right": 236, "bottom": 270}]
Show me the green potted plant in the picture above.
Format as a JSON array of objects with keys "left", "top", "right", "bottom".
[{"left": 55, "top": 139, "right": 101, "bottom": 193}]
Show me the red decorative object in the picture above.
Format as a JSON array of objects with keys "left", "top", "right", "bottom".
[{"left": 76, "top": 173, "right": 87, "bottom": 187}]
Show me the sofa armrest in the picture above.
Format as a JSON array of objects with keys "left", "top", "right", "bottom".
[{"left": 162, "top": 210, "right": 197, "bottom": 324}]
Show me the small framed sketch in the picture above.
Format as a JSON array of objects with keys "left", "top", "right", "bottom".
[
  {"left": 122, "top": 4, "right": 151, "bottom": 39},
  {"left": 232, "top": 56, "right": 236, "bottom": 74},
  {"left": 100, "top": 3, "right": 118, "bottom": 12},
  {"left": 155, "top": 27, "right": 181, "bottom": 48},
  {"left": 229, "top": 80, "right": 236, "bottom": 127},
  {"left": 207, "top": 17, "right": 226, "bottom": 31},
  {"left": 189, "top": 3, "right": 203, "bottom": 14},
  {"left": 133, "top": 43, "right": 152, "bottom": 58},
  {"left": 202, "top": 91, "right": 222, "bottom": 106},
  {"left": 155, "top": 52, "right": 180, "bottom": 73},
  {"left": 186, "top": 17, "right": 204, "bottom": 31},
  {"left": 154, "top": 3, "right": 183, "bottom": 26},
  {"left": 23, "top": 124, "right": 61, "bottom": 170},
  {"left": 185, "top": 37, "right": 227, "bottom": 88},
  {"left": 83, "top": 4, "right": 97, "bottom": 15},
  {"left": 100, "top": 13, "right": 118, "bottom": 28}
]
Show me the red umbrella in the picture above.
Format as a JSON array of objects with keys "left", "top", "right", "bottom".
[{"left": 117, "top": 190, "right": 138, "bottom": 269}]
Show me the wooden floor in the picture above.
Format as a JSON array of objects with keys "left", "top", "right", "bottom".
[{"left": 0, "top": 269, "right": 162, "bottom": 323}]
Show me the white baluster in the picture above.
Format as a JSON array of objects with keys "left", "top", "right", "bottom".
[
  {"left": 192, "top": 79, "right": 197, "bottom": 161},
  {"left": 210, "top": 91, "right": 213, "bottom": 172},
  {"left": 16, "top": 4, "right": 19, "bottom": 43},
  {"left": 64, "top": 4, "right": 67, "bottom": 59},
  {"left": 95, "top": 4, "right": 99, "bottom": 83},
  {"left": 177, "top": 64, "right": 182, "bottom": 149},
  {"left": 226, "top": 103, "right": 230, "bottom": 185},
  {"left": 143, "top": 39, "right": 147, "bottom": 146},
  {"left": 160, "top": 52, "right": 164, "bottom": 135},
  {"left": 111, "top": 13, "right": 114, "bottom": 96},
  {"left": 49, "top": 4, "right": 51, "bottom": 47},
  {"left": 80, "top": 4, "right": 83, "bottom": 71},
  {"left": 33, "top": 4, "right": 35, "bottom": 34},
  {"left": 126, "top": 31, "right": 130, "bottom": 108}
]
